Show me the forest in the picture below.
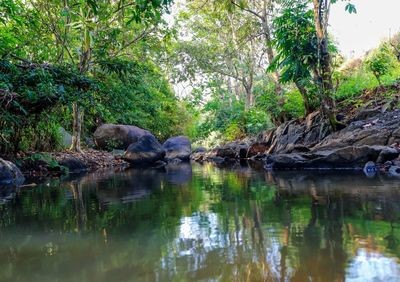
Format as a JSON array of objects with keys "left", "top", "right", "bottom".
[
  {"left": 0, "top": 0, "right": 399, "bottom": 157},
  {"left": 2, "top": 1, "right": 400, "bottom": 281}
]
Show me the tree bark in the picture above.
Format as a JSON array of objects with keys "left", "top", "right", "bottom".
[
  {"left": 70, "top": 102, "right": 83, "bottom": 152},
  {"left": 244, "top": 84, "right": 253, "bottom": 111},
  {"left": 312, "top": 0, "right": 341, "bottom": 130},
  {"left": 261, "top": 0, "right": 283, "bottom": 98},
  {"left": 70, "top": 14, "right": 91, "bottom": 152}
]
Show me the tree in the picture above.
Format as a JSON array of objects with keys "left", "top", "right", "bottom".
[
  {"left": 229, "top": 0, "right": 283, "bottom": 99},
  {"left": 366, "top": 45, "right": 394, "bottom": 85},
  {"left": 311, "top": 0, "right": 355, "bottom": 129},
  {"left": 270, "top": 1, "right": 319, "bottom": 115},
  {"left": 17, "top": 0, "right": 173, "bottom": 151},
  {"left": 172, "top": 1, "right": 267, "bottom": 111}
]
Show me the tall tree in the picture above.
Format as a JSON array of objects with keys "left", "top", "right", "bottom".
[
  {"left": 229, "top": 0, "right": 283, "bottom": 98},
  {"left": 311, "top": 0, "right": 355, "bottom": 129},
  {"left": 21, "top": 0, "right": 172, "bottom": 151},
  {"left": 270, "top": 1, "right": 319, "bottom": 115}
]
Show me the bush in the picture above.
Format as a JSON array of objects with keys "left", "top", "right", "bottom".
[
  {"left": 366, "top": 45, "right": 396, "bottom": 85},
  {"left": 0, "top": 59, "right": 186, "bottom": 153}
]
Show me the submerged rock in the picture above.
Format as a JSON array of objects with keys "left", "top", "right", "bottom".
[
  {"left": 389, "top": 166, "right": 400, "bottom": 177},
  {"left": 0, "top": 158, "right": 25, "bottom": 186},
  {"left": 93, "top": 124, "right": 153, "bottom": 150},
  {"left": 123, "top": 135, "right": 165, "bottom": 165},
  {"left": 163, "top": 136, "right": 192, "bottom": 161},
  {"left": 363, "top": 161, "right": 377, "bottom": 177}
]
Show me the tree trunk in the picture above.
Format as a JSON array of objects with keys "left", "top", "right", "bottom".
[
  {"left": 312, "top": 0, "right": 341, "bottom": 130},
  {"left": 261, "top": 1, "right": 283, "bottom": 98},
  {"left": 244, "top": 85, "right": 253, "bottom": 111},
  {"left": 70, "top": 17, "right": 91, "bottom": 152},
  {"left": 70, "top": 102, "right": 83, "bottom": 152}
]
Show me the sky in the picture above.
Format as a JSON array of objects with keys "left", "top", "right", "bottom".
[{"left": 330, "top": 0, "right": 400, "bottom": 58}]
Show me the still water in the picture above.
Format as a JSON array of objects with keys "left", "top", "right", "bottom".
[{"left": 1, "top": 162, "right": 400, "bottom": 282}]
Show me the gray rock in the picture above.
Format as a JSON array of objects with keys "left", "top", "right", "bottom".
[
  {"left": 123, "top": 135, "right": 165, "bottom": 165},
  {"left": 376, "top": 147, "right": 399, "bottom": 164},
  {"left": 163, "top": 136, "right": 192, "bottom": 161},
  {"left": 192, "top": 147, "right": 207, "bottom": 153},
  {"left": 58, "top": 156, "right": 88, "bottom": 173},
  {"left": 268, "top": 146, "right": 391, "bottom": 170},
  {"left": 0, "top": 158, "right": 25, "bottom": 186},
  {"left": 93, "top": 124, "right": 153, "bottom": 150},
  {"left": 152, "top": 160, "right": 167, "bottom": 169},
  {"left": 58, "top": 127, "right": 72, "bottom": 148},
  {"left": 388, "top": 166, "right": 400, "bottom": 177},
  {"left": 168, "top": 158, "right": 183, "bottom": 164}
]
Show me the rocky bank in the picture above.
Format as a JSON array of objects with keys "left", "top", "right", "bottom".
[{"left": 192, "top": 108, "right": 400, "bottom": 173}]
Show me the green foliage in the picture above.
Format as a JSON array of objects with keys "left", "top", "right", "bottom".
[
  {"left": 366, "top": 45, "right": 396, "bottom": 84},
  {"left": 282, "top": 89, "right": 306, "bottom": 117},
  {"left": 335, "top": 42, "right": 400, "bottom": 101},
  {"left": 270, "top": 1, "right": 317, "bottom": 84},
  {"left": 224, "top": 123, "right": 244, "bottom": 142},
  {"left": 0, "top": 59, "right": 185, "bottom": 153}
]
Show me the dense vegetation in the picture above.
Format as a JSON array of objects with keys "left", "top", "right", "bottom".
[{"left": 1, "top": 0, "right": 400, "bottom": 153}]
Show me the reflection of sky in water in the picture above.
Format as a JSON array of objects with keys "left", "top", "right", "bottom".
[
  {"left": 161, "top": 211, "right": 293, "bottom": 280},
  {"left": 346, "top": 249, "right": 400, "bottom": 282}
]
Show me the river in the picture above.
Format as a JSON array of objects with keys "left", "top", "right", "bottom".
[{"left": 0, "top": 162, "right": 400, "bottom": 281}]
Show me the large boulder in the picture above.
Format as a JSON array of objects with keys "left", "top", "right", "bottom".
[
  {"left": 267, "top": 146, "right": 398, "bottom": 170},
  {"left": 58, "top": 127, "right": 72, "bottom": 148},
  {"left": 313, "top": 110, "right": 400, "bottom": 151},
  {"left": 216, "top": 141, "right": 249, "bottom": 159},
  {"left": 163, "top": 136, "right": 192, "bottom": 161},
  {"left": 123, "top": 135, "right": 165, "bottom": 165},
  {"left": 58, "top": 156, "right": 88, "bottom": 173},
  {"left": 93, "top": 124, "right": 152, "bottom": 150},
  {"left": 0, "top": 158, "right": 25, "bottom": 186}
]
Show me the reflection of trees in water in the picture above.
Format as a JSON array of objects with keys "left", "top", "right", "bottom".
[{"left": 0, "top": 163, "right": 399, "bottom": 281}]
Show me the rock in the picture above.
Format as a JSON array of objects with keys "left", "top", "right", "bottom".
[
  {"left": 58, "top": 127, "right": 72, "bottom": 148},
  {"left": 0, "top": 158, "right": 25, "bottom": 186},
  {"left": 315, "top": 111, "right": 400, "bottom": 151},
  {"left": 352, "top": 107, "right": 381, "bottom": 121},
  {"left": 85, "top": 137, "right": 95, "bottom": 148},
  {"left": 168, "top": 158, "right": 183, "bottom": 164},
  {"left": 215, "top": 142, "right": 249, "bottom": 159},
  {"left": 93, "top": 124, "right": 152, "bottom": 150},
  {"left": 190, "top": 151, "right": 206, "bottom": 162},
  {"left": 363, "top": 161, "right": 377, "bottom": 177},
  {"left": 58, "top": 156, "right": 88, "bottom": 173},
  {"left": 163, "top": 136, "right": 192, "bottom": 161},
  {"left": 192, "top": 147, "right": 207, "bottom": 153},
  {"left": 246, "top": 143, "right": 269, "bottom": 159},
  {"left": 258, "top": 111, "right": 329, "bottom": 154},
  {"left": 152, "top": 160, "right": 167, "bottom": 169},
  {"left": 388, "top": 166, "right": 400, "bottom": 177},
  {"left": 111, "top": 149, "right": 125, "bottom": 157},
  {"left": 376, "top": 147, "right": 399, "bottom": 164},
  {"left": 268, "top": 146, "right": 391, "bottom": 170},
  {"left": 123, "top": 135, "right": 165, "bottom": 165}
]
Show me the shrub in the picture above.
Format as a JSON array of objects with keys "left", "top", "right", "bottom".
[{"left": 366, "top": 45, "right": 395, "bottom": 85}]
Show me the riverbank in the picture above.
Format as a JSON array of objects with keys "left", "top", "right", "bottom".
[
  {"left": 191, "top": 88, "right": 400, "bottom": 173},
  {"left": 0, "top": 149, "right": 129, "bottom": 184}
]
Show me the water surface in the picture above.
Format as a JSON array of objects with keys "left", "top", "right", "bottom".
[{"left": 1, "top": 162, "right": 400, "bottom": 281}]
